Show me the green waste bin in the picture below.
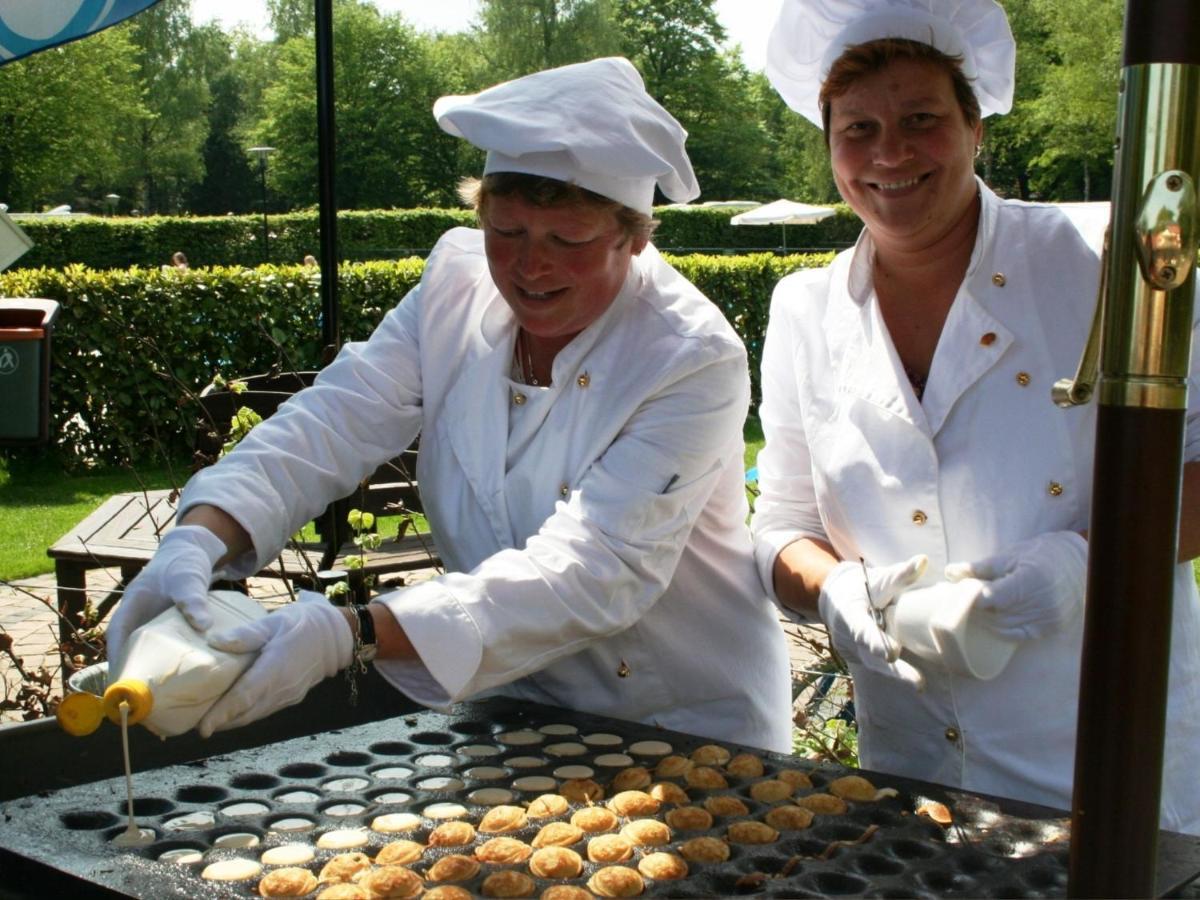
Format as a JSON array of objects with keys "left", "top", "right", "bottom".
[{"left": 0, "top": 299, "right": 60, "bottom": 445}]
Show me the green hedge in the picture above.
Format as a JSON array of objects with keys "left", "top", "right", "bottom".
[
  {"left": 10, "top": 205, "right": 860, "bottom": 270},
  {"left": 0, "top": 251, "right": 833, "bottom": 466}
]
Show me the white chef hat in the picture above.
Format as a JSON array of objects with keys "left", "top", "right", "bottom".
[
  {"left": 434, "top": 57, "right": 699, "bottom": 215},
  {"left": 766, "top": 0, "right": 1016, "bottom": 128}
]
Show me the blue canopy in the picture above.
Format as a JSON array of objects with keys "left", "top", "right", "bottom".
[{"left": 0, "top": 1, "right": 163, "bottom": 65}]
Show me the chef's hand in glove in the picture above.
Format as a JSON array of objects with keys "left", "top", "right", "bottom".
[
  {"left": 944, "top": 531, "right": 1088, "bottom": 641},
  {"left": 819, "top": 555, "right": 928, "bottom": 689},
  {"left": 105, "top": 525, "right": 228, "bottom": 666},
  {"left": 197, "top": 591, "right": 354, "bottom": 737}
]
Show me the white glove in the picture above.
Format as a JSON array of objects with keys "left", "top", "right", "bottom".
[
  {"left": 197, "top": 591, "right": 354, "bottom": 737},
  {"left": 944, "top": 531, "right": 1088, "bottom": 641},
  {"left": 818, "top": 555, "right": 928, "bottom": 689},
  {"left": 105, "top": 525, "right": 227, "bottom": 667}
]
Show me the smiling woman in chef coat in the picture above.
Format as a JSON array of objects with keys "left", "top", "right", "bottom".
[
  {"left": 105, "top": 57, "right": 793, "bottom": 753},
  {"left": 751, "top": 0, "right": 1200, "bottom": 831}
]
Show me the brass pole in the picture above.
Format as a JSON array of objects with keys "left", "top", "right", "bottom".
[{"left": 1068, "top": 2, "right": 1200, "bottom": 895}]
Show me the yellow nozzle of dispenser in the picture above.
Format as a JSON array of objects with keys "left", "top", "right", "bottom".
[
  {"left": 56, "top": 692, "right": 106, "bottom": 736},
  {"left": 102, "top": 679, "right": 154, "bottom": 726}
]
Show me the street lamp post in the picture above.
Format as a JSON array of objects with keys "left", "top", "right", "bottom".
[
  {"left": 104, "top": 193, "right": 119, "bottom": 217},
  {"left": 248, "top": 146, "right": 276, "bottom": 262}
]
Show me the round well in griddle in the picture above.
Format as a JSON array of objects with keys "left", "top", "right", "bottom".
[
  {"left": 176, "top": 785, "right": 227, "bottom": 803},
  {"left": 278, "top": 762, "right": 325, "bottom": 779},
  {"left": 324, "top": 750, "right": 372, "bottom": 767},
  {"left": 409, "top": 730, "right": 455, "bottom": 745}
]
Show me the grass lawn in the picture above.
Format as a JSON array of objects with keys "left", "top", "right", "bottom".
[{"left": 0, "top": 456, "right": 190, "bottom": 582}]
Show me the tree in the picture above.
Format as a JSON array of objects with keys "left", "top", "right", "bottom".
[
  {"left": 120, "top": 0, "right": 211, "bottom": 214},
  {"left": 269, "top": 0, "right": 314, "bottom": 43},
  {"left": 184, "top": 26, "right": 260, "bottom": 214},
  {"left": 616, "top": 0, "right": 770, "bottom": 201},
  {"left": 258, "top": 0, "right": 473, "bottom": 210},
  {"left": 0, "top": 28, "right": 147, "bottom": 212},
  {"left": 475, "top": 0, "right": 621, "bottom": 78}
]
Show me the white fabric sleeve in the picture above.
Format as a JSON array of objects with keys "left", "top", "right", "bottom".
[
  {"left": 374, "top": 342, "right": 751, "bottom": 706},
  {"left": 750, "top": 277, "right": 831, "bottom": 604},
  {"left": 178, "top": 287, "right": 426, "bottom": 575}
]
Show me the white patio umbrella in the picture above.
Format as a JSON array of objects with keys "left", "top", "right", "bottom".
[{"left": 730, "top": 199, "right": 837, "bottom": 251}]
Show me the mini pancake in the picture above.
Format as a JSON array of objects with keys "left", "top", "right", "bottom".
[
  {"left": 260, "top": 844, "right": 315, "bottom": 866},
  {"left": 481, "top": 870, "right": 537, "bottom": 898},
  {"left": 703, "top": 795, "right": 749, "bottom": 817},
  {"left": 357, "top": 864, "right": 424, "bottom": 899},
  {"left": 609, "top": 767, "right": 652, "bottom": 792},
  {"left": 316, "top": 884, "right": 371, "bottom": 900},
  {"left": 532, "top": 820, "right": 585, "bottom": 848},
  {"left": 527, "top": 793, "right": 570, "bottom": 818},
  {"left": 749, "top": 779, "right": 794, "bottom": 803},
  {"left": 375, "top": 839, "right": 425, "bottom": 865},
  {"left": 725, "top": 753, "right": 765, "bottom": 778},
  {"left": 606, "top": 790, "right": 660, "bottom": 818},
  {"left": 677, "top": 836, "right": 730, "bottom": 863},
  {"left": 476, "top": 836, "right": 533, "bottom": 864},
  {"left": 571, "top": 806, "right": 620, "bottom": 833},
  {"left": 664, "top": 806, "right": 713, "bottom": 831},
  {"left": 646, "top": 782, "right": 689, "bottom": 805},
  {"left": 428, "top": 820, "right": 476, "bottom": 847},
  {"left": 529, "top": 845, "right": 584, "bottom": 878},
  {"left": 587, "top": 865, "right": 645, "bottom": 898},
  {"left": 636, "top": 851, "right": 688, "bottom": 880},
  {"left": 258, "top": 866, "right": 317, "bottom": 897},
  {"left": 796, "top": 793, "right": 848, "bottom": 815},
  {"left": 776, "top": 769, "right": 814, "bottom": 790},
  {"left": 763, "top": 804, "right": 816, "bottom": 831},
  {"left": 684, "top": 767, "right": 728, "bottom": 790},
  {"left": 617, "top": 819, "right": 668, "bottom": 849},
  {"left": 479, "top": 804, "right": 528, "bottom": 833},
  {"left": 201, "top": 858, "right": 263, "bottom": 882},
  {"left": 424, "top": 888, "right": 475, "bottom": 900},
  {"left": 829, "top": 774, "right": 877, "bottom": 802},
  {"left": 426, "top": 853, "right": 481, "bottom": 882},
  {"left": 652, "top": 755, "right": 693, "bottom": 778},
  {"left": 316, "top": 829, "right": 370, "bottom": 850},
  {"left": 318, "top": 852, "right": 372, "bottom": 884},
  {"left": 559, "top": 778, "right": 605, "bottom": 803},
  {"left": 689, "top": 745, "right": 731, "bottom": 767},
  {"left": 586, "top": 833, "right": 635, "bottom": 863},
  {"left": 371, "top": 812, "right": 423, "bottom": 834},
  {"left": 541, "top": 886, "right": 597, "bottom": 900},
  {"left": 727, "top": 821, "right": 779, "bottom": 844}
]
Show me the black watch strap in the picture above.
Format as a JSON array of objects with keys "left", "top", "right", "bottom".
[{"left": 354, "top": 604, "right": 378, "bottom": 662}]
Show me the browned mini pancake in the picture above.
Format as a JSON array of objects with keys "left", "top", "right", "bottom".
[
  {"left": 559, "top": 778, "right": 605, "bottom": 803},
  {"left": 677, "top": 836, "right": 731, "bottom": 863},
  {"left": 257, "top": 866, "right": 318, "bottom": 897},
  {"left": 607, "top": 790, "right": 660, "bottom": 817},
  {"left": 763, "top": 804, "right": 815, "bottom": 831},
  {"left": 636, "top": 851, "right": 688, "bottom": 880},
  {"left": 529, "top": 845, "right": 585, "bottom": 878},
  {"left": 357, "top": 865, "right": 424, "bottom": 899},
  {"left": 684, "top": 767, "right": 728, "bottom": 790},
  {"left": 571, "top": 806, "right": 620, "bottom": 833},
  {"left": 725, "top": 753, "right": 765, "bottom": 778},
  {"left": 527, "top": 793, "right": 570, "bottom": 818},
  {"left": 749, "top": 779, "right": 794, "bottom": 803},
  {"left": 703, "top": 795, "right": 749, "bottom": 817},
  {"left": 587, "top": 865, "right": 645, "bottom": 898},
  {"left": 829, "top": 774, "right": 877, "bottom": 802},
  {"left": 428, "top": 820, "right": 476, "bottom": 847},
  {"left": 664, "top": 806, "right": 713, "bottom": 831},
  {"left": 318, "top": 852, "right": 371, "bottom": 884},
  {"left": 796, "top": 792, "right": 848, "bottom": 815},
  {"left": 609, "top": 766, "right": 652, "bottom": 792},
  {"left": 586, "top": 833, "right": 635, "bottom": 863},
  {"left": 646, "top": 782, "right": 689, "bottom": 805},
  {"left": 375, "top": 839, "right": 424, "bottom": 865},
  {"left": 476, "top": 836, "right": 533, "bottom": 864},
  {"left": 620, "top": 818, "right": 671, "bottom": 847},
  {"left": 727, "top": 820, "right": 779, "bottom": 844},
  {"left": 426, "top": 853, "right": 482, "bottom": 882},
  {"left": 481, "top": 870, "right": 537, "bottom": 898},
  {"left": 479, "top": 804, "right": 529, "bottom": 833},
  {"left": 653, "top": 755, "right": 693, "bottom": 778},
  {"left": 532, "top": 820, "right": 585, "bottom": 848}
]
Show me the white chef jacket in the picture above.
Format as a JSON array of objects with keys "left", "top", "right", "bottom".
[
  {"left": 181, "top": 227, "right": 793, "bottom": 753},
  {"left": 751, "top": 182, "right": 1200, "bottom": 831}
]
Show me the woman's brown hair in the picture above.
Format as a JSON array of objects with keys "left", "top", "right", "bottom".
[
  {"left": 819, "top": 38, "right": 981, "bottom": 141},
  {"left": 458, "top": 173, "right": 657, "bottom": 245}
]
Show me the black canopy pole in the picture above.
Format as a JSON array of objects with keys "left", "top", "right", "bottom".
[
  {"left": 314, "top": 0, "right": 340, "bottom": 362},
  {"left": 1067, "top": 2, "right": 1200, "bottom": 895}
]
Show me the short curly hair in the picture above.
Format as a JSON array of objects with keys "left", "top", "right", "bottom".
[
  {"left": 458, "top": 172, "right": 657, "bottom": 245},
  {"left": 819, "top": 38, "right": 981, "bottom": 142}
]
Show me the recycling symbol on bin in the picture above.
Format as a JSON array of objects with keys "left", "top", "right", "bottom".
[{"left": 0, "top": 346, "right": 17, "bottom": 376}]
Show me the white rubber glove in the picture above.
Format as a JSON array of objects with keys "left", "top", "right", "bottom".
[
  {"left": 197, "top": 591, "right": 354, "bottom": 737},
  {"left": 944, "top": 531, "right": 1088, "bottom": 641},
  {"left": 105, "top": 525, "right": 227, "bottom": 667},
  {"left": 818, "top": 555, "right": 928, "bottom": 689}
]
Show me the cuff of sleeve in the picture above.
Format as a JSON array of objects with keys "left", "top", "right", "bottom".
[{"left": 373, "top": 580, "right": 484, "bottom": 706}]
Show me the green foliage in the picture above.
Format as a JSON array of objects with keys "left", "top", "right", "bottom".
[
  {"left": 0, "top": 259, "right": 424, "bottom": 465},
  {"left": 0, "top": 27, "right": 147, "bottom": 212},
  {"left": 9, "top": 205, "right": 857, "bottom": 269},
  {"left": 0, "top": 251, "right": 832, "bottom": 466},
  {"left": 475, "top": 0, "right": 622, "bottom": 78}
]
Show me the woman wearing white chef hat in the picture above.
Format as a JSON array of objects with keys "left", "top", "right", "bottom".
[
  {"left": 106, "top": 57, "right": 793, "bottom": 753},
  {"left": 751, "top": 0, "right": 1200, "bottom": 830}
]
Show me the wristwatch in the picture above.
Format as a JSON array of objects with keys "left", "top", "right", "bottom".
[{"left": 352, "top": 604, "right": 378, "bottom": 663}]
